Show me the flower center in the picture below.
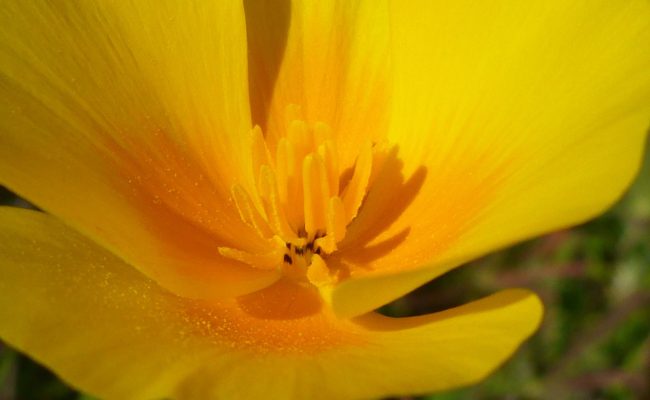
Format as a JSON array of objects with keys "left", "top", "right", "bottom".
[{"left": 219, "top": 105, "right": 384, "bottom": 286}]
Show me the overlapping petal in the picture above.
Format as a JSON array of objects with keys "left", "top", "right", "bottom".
[
  {"left": 0, "top": 208, "right": 542, "bottom": 399},
  {"left": 0, "top": 1, "right": 278, "bottom": 299},
  {"left": 245, "top": 0, "right": 391, "bottom": 171},
  {"left": 326, "top": 0, "right": 650, "bottom": 317}
]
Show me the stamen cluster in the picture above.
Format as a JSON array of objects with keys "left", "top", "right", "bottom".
[{"left": 219, "top": 106, "right": 381, "bottom": 286}]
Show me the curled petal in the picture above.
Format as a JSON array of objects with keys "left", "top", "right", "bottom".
[{"left": 0, "top": 208, "right": 542, "bottom": 399}]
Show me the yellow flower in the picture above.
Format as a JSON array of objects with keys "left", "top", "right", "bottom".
[{"left": 0, "top": 1, "right": 648, "bottom": 399}]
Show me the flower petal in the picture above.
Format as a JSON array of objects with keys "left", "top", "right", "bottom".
[
  {"left": 345, "top": 288, "right": 542, "bottom": 397},
  {"left": 0, "top": 1, "right": 278, "bottom": 298},
  {"left": 329, "top": 0, "right": 650, "bottom": 317},
  {"left": 0, "top": 207, "right": 542, "bottom": 399},
  {"left": 0, "top": 208, "right": 341, "bottom": 399},
  {"left": 189, "top": 288, "right": 543, "bottom": 399},
  {"left": 244, "top": 0, "right": 391, "bottom": 169}
]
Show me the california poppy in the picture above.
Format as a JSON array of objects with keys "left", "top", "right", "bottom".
[{"left": 0, "top": 1, "right": 648, "bottom": 399}]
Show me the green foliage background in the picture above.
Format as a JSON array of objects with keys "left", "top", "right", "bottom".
[{"left": 1, "top": 142, "right": 648, "bottom": 400}]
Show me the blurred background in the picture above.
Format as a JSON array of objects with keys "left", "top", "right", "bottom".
[{"left": 0, "top": 142, "right": 648, "bottom": 400}]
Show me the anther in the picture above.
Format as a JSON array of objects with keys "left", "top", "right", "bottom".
[{"left": 283, "top": 254, "right": 293, "bottom": 265}]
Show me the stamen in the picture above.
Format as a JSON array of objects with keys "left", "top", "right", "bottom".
[
  {"left": 251, "top": 125, "right": 272, "bottom": 171},
  {"left": 318, "top": 140, "right": 339, "bottom": 196},
  {"left": 315, "top": 196, "right": 346, "bottom": 253},
  {"left": 275, "top": 138, "right": 292, "bottom": 205},
  {"left": 220, "top": 106, "right": 382, "bottom": 284},
  {"left": 341, "top": 141, "right": 373, "bottom": 224},
  {"left": 288, "top": 120, "right": 312, "bottom": 159},
  {"left": 258, "top": 165, "right": 296, "bottom": 240},
  {"left": 231, "top": 184, "right": 272, "bottom": 239},
  {"left": 303, "top": 153, "right": 329, "bottom": 237},
  {"left": 218, "top": 246, "right": 282, "bottom": 270}
]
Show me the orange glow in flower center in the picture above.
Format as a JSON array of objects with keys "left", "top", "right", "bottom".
[{"left": 219, "top": 105, "right": 383, "bottom": 286}]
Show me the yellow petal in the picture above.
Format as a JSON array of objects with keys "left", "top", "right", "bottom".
[
  {"left": 200, "top": 288, "right": 543, "bottom": 399},
  {"left": 244, "top": 0, "right": 391, "bottom": 170},
  {"left": 346, "top": 288, "right": 543, "bottom": 397},
  {"left": 0, "top": 1, "right": 276, "bottom": 298},
  {"left": 0, "top": 208, "right": 348, "bottom": 399},
  {"left": 0, "top": 207, "right": 542, "bottom": 399},
  {"left": 330, "top": 0, "right": 650, "bottom": 317}
]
